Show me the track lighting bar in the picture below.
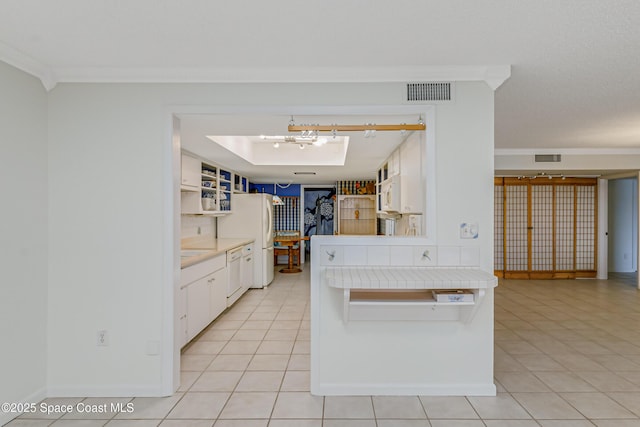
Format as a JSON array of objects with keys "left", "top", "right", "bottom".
[
  {"left": 288, "top": 123, "right": 426, "bottom": 132},
  {"left": 517, "top": 172, "right": 565, "bottom": 180}
]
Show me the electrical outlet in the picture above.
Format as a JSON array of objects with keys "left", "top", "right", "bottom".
[{"left": 97, "top": 330, "right": 109, "bottom": 346}]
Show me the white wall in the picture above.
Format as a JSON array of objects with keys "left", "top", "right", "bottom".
[
  {"left": 495, "top": 151, "right": 640, "bottom": 172},
  {"left": 47, "top": 84, "right": 170, "bottom": 395},
  {"left": 181, "top": 215, "right": 216, "bottom": 240},
  {"left": 0, "top": 61, "right": 48, "bottom": 423},
  {"left": 44, "top": 80, "right": 495, "bottom": 395},
  {"left": 436, "top": 82, "right": 494, "bottom": 271},
  {"left": 310, "top": 83, "right": 497, "bottom": 396},
  {"left": 608, "top": 178, "right": 638, "bottom": 272}
]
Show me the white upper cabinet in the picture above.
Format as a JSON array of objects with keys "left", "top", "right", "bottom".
[
  {"left": 388, "top": 149, "right": 400, "bottom": 177},
  {"left": 399, "top": 132, "right": 423, "bottom": 214},
  {"left": 181, "top": 153, "right": 201, "bottom": 191},
  {"left": 377, "top": 132, "right": 424, "bottom": 214},
  {"left": 181, "top": 151, "right": 244, "bottom": 215}
]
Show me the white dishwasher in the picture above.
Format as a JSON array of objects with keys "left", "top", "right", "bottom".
[
  {"left": 241, "top": 243, "right": 255, "bottom": 291},
  {"left": 227, "top": 247, "right": 243, "bottom": 307}
]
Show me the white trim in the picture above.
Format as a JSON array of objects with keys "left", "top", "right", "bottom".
[
  {"left": 47, "top": 385, "right": 167, "bottom": 397},
  {"left": 54, "top": 65, "right": 510, "bottom": 87},
  {"left": 0, "top": 40, "right": 56, "bottom": 90},
  {"left": 164, "top": 114, "right": 181, "bottom": 395},
  {"left": 637, "top": 172, "right": 640, "bottom": 290},
  {"left": 167, "top": 103, "right": 438, "bottom": 401},
  {"left": 312, "top": 383, "right": 496, "bottom": 396},
  {"left": 174, "top": 104, "right": 440, "bottom": 117},
  {"left": 0, "top": 50, "right": 511, "bottom": 91},
  {"left": 0, "top": 387, "right": 47, "bottom": 426},
  {"left": 71, "top": 64, "right": 508, "bottom": 81},
  {"left": 424, "top": 108, "right": 437, "bottom": 245},
  {"left": 597, "top": 179, "right": 608, "bottom": 280},
  {"left": 495, "top": 147, "right": 640, "bottom": 156}
]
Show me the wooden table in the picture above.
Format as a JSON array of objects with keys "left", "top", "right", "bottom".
[{"left": 274, "top": 235, "right": 309, "bottom": 273}]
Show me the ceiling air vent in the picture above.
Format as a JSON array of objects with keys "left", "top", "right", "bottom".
[
  {"left": 535, "top": 154, "right": 562, "bottom": 163},
  {"left": 406, "top": 82, "right": 452, "bottom": 102}
]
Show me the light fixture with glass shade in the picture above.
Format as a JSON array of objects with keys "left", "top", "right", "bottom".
[{"left": 272, "top": 183, "right": 284, "bottom": 206}]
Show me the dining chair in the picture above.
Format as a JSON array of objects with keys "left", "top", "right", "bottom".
[{"left": 274, "top": 230, "right": 301, "bottom": 266}]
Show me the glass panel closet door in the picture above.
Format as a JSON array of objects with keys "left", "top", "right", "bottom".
[
  {"left": 576, "top": 185, "right": 596, "bottom": 272},
  {"left": 531, "top": 185, "right": 554, "bottom": 272},
  {"left": 494, "top": 183, "right": 504, "bottom": 273},
  {"left": 494, "top": 178, "right": 597, "bottom": 279},
  {"left": 505, "top": 184, "right": 529, "bottom": 274},
  {"left": 555, "top": 186, "right": 575, "bottom": 271}
]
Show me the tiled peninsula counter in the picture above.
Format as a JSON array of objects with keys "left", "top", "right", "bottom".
[{"left": 310, "top": 236, "right": 498, "bottom": 396}]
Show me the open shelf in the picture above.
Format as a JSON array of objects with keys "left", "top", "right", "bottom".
[
  {"left": 337, "top": 195, "right": 376, "bottom": 235},
  {"left": 323, "top": 266, "right": 496, "bottom": 324},
  {"left": 344, "top": 288, "right": 483, "bottom": 323},
  {"left": 350, "top": 289, "right": 474, "bottom": 305}
]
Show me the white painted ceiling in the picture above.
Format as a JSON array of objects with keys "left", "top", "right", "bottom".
[
  {"left": 2, "top": 1, "right": 640, "bottom": 181},
  {"left": 179, "top": 113, "right": 417, "bottom": 183}
]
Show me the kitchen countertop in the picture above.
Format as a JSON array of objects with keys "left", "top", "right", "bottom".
[{"left": 181, "top": 236, "right": 255, "bottom": 269}]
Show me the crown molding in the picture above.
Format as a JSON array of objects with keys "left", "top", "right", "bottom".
[
  {"left": 54, "top": 64, "right": 511, "bottom": 88},
  {"left": 0, "top": 45, "right": 510, "bottom": 92},
  {"left": 495, "top": 147, "right": 640, "bottom": 156},
  {"left": 0, "top": 41, "right": 56, "bottom": 90}
]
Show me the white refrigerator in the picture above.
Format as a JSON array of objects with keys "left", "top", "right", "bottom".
[{"left": 218, "top": 193, "right": 274, "bottom": 288}]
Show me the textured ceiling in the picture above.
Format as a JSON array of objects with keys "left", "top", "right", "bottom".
[{"left": 1, "top": 0, "right": 640, "bottom": 152}]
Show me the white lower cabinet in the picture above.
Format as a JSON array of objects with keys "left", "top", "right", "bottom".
[
  {"left": 241, "top": 244, "right": 254, "bottom": 290},
  {"left": 186, "top": 275, "right": 211, "bottom": 342},
  {"left": 180, "top": 253, "right": 229, "bottom": 346},
  {"left": 209, "top": 267, "right": 228, "bottom": 321},
  {"left": 177, "top": 286, "right": 188, "bottom": 348},
  {"left": 227, "top": 248, "right": 243, "bottom": 307}
]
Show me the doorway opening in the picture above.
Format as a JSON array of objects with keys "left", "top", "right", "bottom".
[
  {"left": 607, "top": 177, "right": 638, "bottom": 286},
  {"left": 170, "top": 105, "right": 436, "bottom": 394},
  {"left": 300, "top": 185, "right": 336, "bottom": 261}
]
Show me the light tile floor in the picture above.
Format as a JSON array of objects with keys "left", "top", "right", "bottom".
[{"left": 6, "top": 268, "right": 640, "bottom": 426}]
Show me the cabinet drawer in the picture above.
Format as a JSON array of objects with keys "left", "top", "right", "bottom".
[
  {"left": 181, "top": 254, "right": 226, "bottom": 287},
  {"left": 228, "top": 247, "right": 243, "bottom": 262},
  {"left": 242, "top": 243, "right": 254, "bottom": 256}
]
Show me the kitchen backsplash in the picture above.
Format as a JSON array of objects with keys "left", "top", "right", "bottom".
[{"left": 181, "top": 214, "right": 216, "bottom": 239}]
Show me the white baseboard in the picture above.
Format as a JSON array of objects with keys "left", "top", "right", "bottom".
[
  {"left": 0, "top": 386, "right": 47, "bottom": 426},
  {"left": 312, "top": 382, "right": 497, "bottom": 396},
  {"left": 46, "top": 384, "right": 168, "bottom": 398}
]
